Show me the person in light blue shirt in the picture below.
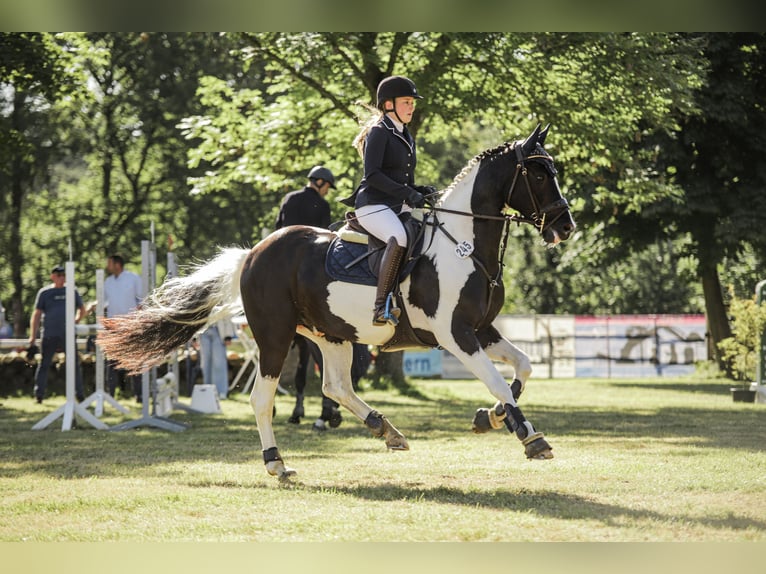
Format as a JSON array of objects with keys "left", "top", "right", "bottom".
[{"left": 199, "top": 318, "right": 236, "bottom": 399}]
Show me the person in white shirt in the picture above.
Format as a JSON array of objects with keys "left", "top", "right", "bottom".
[{"left": 103, "top": 254, "right": 144, "bottom": 401}]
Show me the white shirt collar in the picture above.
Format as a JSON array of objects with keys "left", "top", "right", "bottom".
[{"left": 386, "top": 114, "right": 404, "bottom": 132}]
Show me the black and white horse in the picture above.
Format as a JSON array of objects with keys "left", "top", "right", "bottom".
[{"left": 98, "top": 125, "right": 575, "bottom": 480}]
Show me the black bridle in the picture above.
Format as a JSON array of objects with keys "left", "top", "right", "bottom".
[{"left": 427, "top": 141, "right": 569, "bottom": 235}]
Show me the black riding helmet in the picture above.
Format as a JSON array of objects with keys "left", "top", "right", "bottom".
[
  {"left": 307, "top": 165, "right": 335, "bottom": 188},
  {"left": 376, "top": 76, "right": 423, "bottom": 120}
]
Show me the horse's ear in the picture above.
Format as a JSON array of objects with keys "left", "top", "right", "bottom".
[
  {"left": 522, "top": 124, "right": 542, "bottom": 155},
  {"left": 539, "top": 124, "right": 550, "bottom": 145}
]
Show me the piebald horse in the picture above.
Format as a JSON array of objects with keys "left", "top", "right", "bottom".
[{"left": 98, "top": 125, "right": 575, "bottom": 480}]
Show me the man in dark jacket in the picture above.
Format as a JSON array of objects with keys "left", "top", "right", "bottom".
[
  {"left": 275, "top": 165, "right": 333, "bottom": 229},
  {"left": 275, "top": 166, "right": 341, "bottom": 430}
]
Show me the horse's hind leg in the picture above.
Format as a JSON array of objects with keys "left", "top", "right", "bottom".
[
  {"left": 299, "top": 330, "right": 409, "bottom": 451},
  {"left": 250, "top": 371, "right": 297, "bottom": 479}
]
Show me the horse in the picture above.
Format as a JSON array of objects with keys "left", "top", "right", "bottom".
[{"left": 98, "top": 124, "right": 576, "bottom": 480}]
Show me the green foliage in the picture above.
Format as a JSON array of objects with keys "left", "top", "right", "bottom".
[
  {"left": 717, "top": 290, "right": 766, "bottom": 381},
  {"left": 3, "top": 32, "right": 765, "bottom": 349}
]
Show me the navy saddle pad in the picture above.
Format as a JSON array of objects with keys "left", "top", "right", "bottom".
[{"left": 325, "top": 237, "right": 378, "bottom": 286}]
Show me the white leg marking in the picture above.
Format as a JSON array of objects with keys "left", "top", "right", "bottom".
[
  {"left": 484, "top": 334, "right": 532, "bottom": 389},
  {"left": 250, "top": 373, "right": 278, "bottom": 449}
]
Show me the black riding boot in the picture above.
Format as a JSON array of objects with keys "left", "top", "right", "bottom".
[{"left": 373, "top": 237, "right": 407, "bottom": 326}]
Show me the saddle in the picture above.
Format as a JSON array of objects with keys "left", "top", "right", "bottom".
[
  {"left": 325, "top": 211, "right": 427, "bottom": 286},
  {"left": 325, "top": 210, "right": 438, "bottom": 352}
]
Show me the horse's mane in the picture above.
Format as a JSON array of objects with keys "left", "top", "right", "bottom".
[{"left": 440, "top": 141, "right": 514, "bottom": 197}]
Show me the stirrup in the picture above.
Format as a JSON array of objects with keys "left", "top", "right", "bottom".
[{"left": 373, "top": 293, "right": 400, "bottom": 326}]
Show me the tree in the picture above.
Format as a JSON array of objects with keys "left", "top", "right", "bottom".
[
  {"left": 634, "top": 33, "right": 766, "bottom": 369},
  {"left": 0, "top": 33, "right": 74, "bottom": 336}
]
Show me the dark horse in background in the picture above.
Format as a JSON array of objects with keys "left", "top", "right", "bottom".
[{"left": 99, "top": 125, "right": 575, "bottom": 480}]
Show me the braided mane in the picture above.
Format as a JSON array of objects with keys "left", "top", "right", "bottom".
[{"left": 440, "top": 141, "right": 514, "bottom": 197}]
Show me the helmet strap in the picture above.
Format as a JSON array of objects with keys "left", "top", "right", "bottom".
[{"left": 385, "top": 99, "right": 407, "bottom": 125}]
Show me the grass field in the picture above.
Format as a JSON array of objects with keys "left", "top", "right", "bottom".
[{"left": 1, "top": 375, "right": 764, "bottom": 544}]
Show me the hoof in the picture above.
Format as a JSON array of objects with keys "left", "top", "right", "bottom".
[
  {"left": 383, "top": 420, "right": 409, "bottom": 451},
  {"left": 266, "top": 459, "right": 297, "bottom": 479},
  {"left": 471, "top": 408, "right": 492, "bottom": 433},
  {"left": 523, "top": 433, "right": 553, "bottom": 460},
  {"left": 288, "top": 404, "right": 304, "bottom": 424},
  {"left": 312, "top": 418, "right": 327, "bottom": 432},
  {"left": 472, "top": 403, "right": 505, "bottom": 433},
  {"left": 365, "top": 410, "right": 409, "bottom": 451},
  {"left": 328, "top": 408, "right": 343, "bottom": 428}
]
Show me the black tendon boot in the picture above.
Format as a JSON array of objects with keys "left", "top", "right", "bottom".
[{"left": 373, "top": 237, "right": 406, "bottom": 326}]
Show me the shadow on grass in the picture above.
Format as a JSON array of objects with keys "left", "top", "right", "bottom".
[
  {"left": 605, "top": 380, "right": 732, "bottom": 396},
  {"left": 324, "top": 483, "right": 766, "bottom": 533}
]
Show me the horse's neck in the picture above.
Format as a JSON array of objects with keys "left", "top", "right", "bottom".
[
  {"left": 437, "top": 166, "right": 478, "bottom": 236},
  {"left": 433, "top": 165, "right": 505, "bottom": 274}
]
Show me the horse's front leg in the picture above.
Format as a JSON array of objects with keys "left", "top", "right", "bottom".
[
  {"left": 250, "top": 372, "right": 297, "bottom": 479},
  {"left": 471, "top": 325, "right": 533, "bottom": 434},
  {"left": 441, "top": 337, "right": 552, "bottom": 460},
  {"left": 300, "top": 331, "right": 409, "bottom": 451}
]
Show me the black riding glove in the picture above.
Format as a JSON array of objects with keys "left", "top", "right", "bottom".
[
  {"left": 405, "top": 188, "right": 426, "bottom": 208},
  {"left": 415, "top": 185, "right": 437, "bottom": 205}
]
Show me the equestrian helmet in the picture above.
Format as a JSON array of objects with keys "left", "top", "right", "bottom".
[
  {"left": 307, "top": 165, "right": 335, "bottom": 188},
  {"left": 376, "top": 76, "right": 423, "bottom": 109}
]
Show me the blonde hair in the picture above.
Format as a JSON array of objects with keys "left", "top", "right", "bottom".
[{"left": 352, "top": 101, "right": 383, "bottom": 158}]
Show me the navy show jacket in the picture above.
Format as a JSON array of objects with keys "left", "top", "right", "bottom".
[{"left": 340, "top": 115, "right": 417, "bottom": 213}]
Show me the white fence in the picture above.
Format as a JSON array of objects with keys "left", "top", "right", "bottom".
[{"left": 403, "top": 314, "right": 708, "bottom": 379}]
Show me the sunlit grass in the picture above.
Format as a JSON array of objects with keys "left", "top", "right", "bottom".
[{"left": 1, "top": 376, "right": 764, "bottom": 541}]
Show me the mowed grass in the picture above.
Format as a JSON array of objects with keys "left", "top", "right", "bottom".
[{"left": 0, "top": 375, "right": 764, "bottom": 542}]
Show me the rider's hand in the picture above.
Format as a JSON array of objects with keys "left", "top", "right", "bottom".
[
  {"left": 406, "top": 188, "right": 426, "bottom": 208},
  {"left": 416, "top": 185, "right": 437, "bottom": 206}
]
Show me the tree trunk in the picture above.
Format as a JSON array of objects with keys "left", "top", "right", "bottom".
[
  {"left": 9, "top": 89, "right": 27, "bottom": 338},
  {"left": 700, "top": 263, "right": 732, "bottom": 373}
]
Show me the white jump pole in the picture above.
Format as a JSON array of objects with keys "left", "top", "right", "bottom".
[
  {"left": 110, "top": 236, "right": 188, "bottom": 431},
  {"left": 33, "top": 260, "right": 108, "bottom": 431},
  {"left": 80, "top": 268, "right": 130, "bottom": 417}
]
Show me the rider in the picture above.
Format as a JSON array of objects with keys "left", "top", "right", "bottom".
[{"left": 341, "top": 75, "right": 433, "bottom": 326}]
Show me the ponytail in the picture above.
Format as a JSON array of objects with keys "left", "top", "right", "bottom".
[{"left": 353, "top": 102, "right": 383, "bottom": 158}]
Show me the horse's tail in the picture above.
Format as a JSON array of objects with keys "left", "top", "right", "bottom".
[{"left": 97, "top": 246, "right": 251, "bottom": 374}]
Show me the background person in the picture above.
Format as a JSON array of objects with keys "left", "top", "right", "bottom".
[
  {"left": 103, "top": 254, "right": 144, "bottom": 402},
  {"left": 28, "top": 265, "right": 87, "bottom": 403},
  {"left": 199, "top": 317, "right": 236, "bottom": 399}
]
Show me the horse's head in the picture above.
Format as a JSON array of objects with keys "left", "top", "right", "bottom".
[{"left": 503, "top": 125, "right": 575, "bottom": 244}]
